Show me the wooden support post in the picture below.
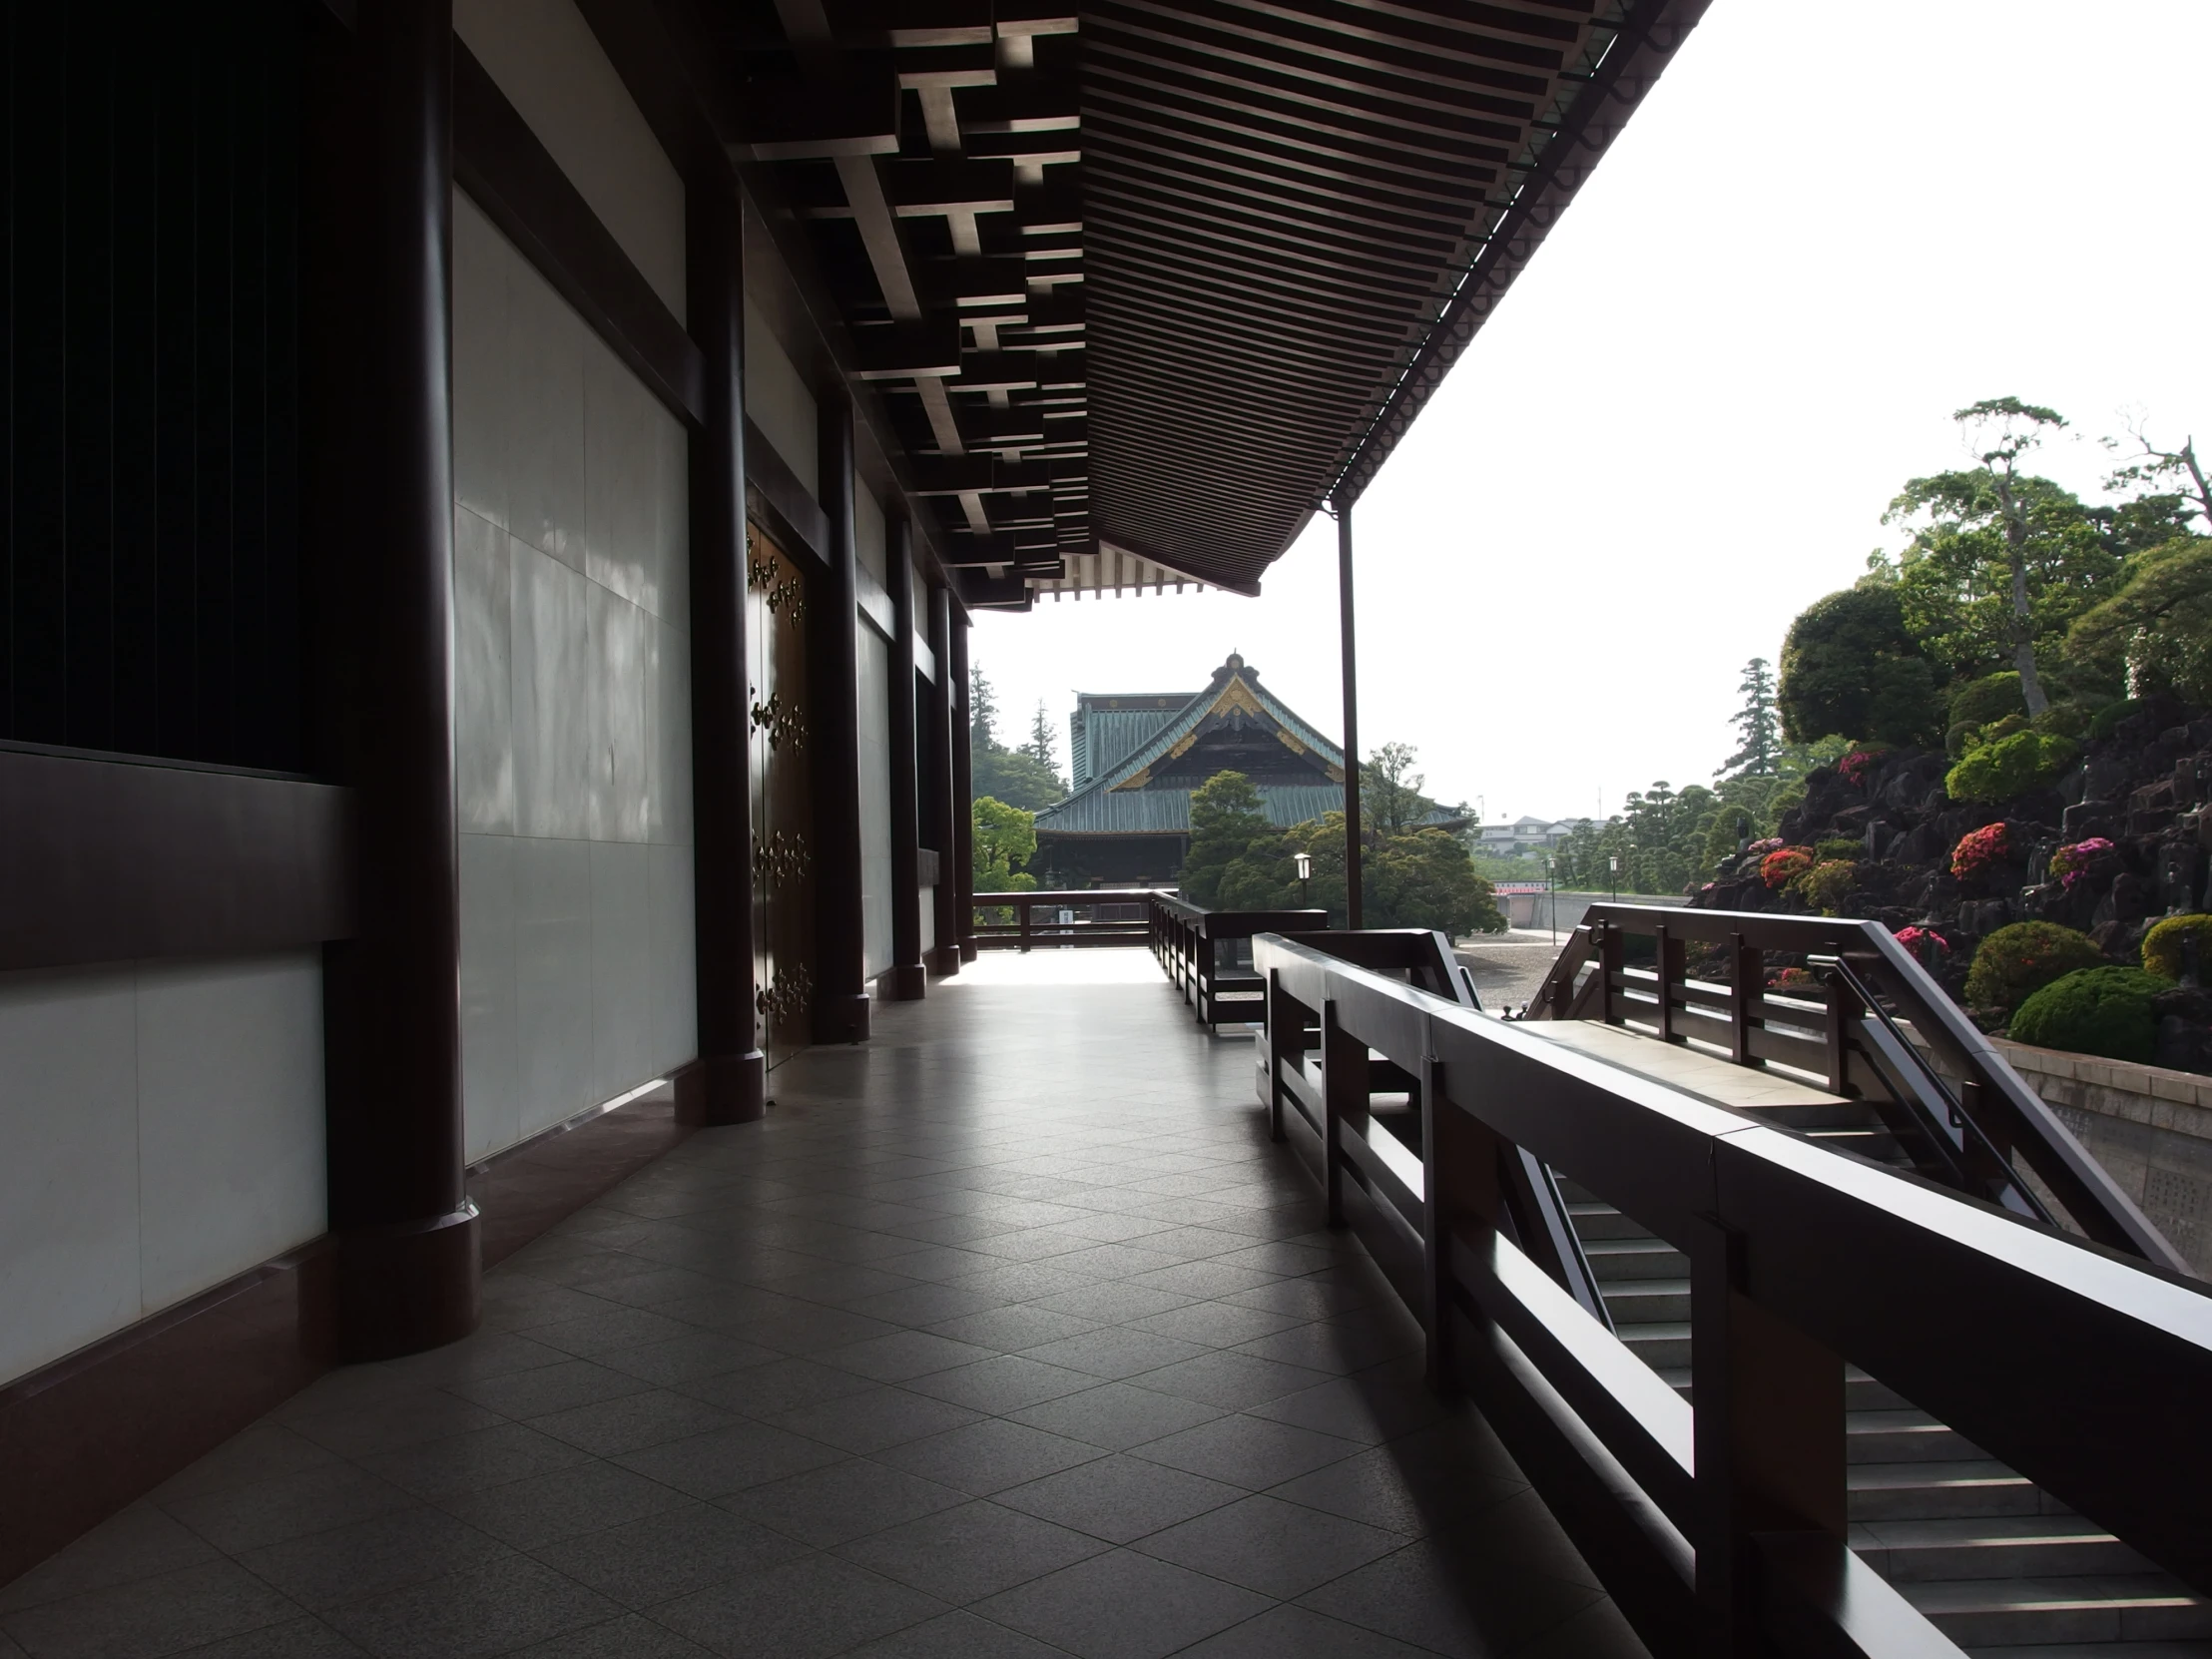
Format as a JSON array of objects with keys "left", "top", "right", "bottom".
[
  {"left": 885, "top": 518, "right": 924, "bottom": 999},
  {"left": 1823, "top": 968, "right": 1856, "bottom": 1097},
  {"left": 1336, "top": 501, "right": 1364, "bottom": 929},
  {"left": 1018, "top": 896, "right": 1032, "bottom": 953},
  {"left": 1656, "top": 922, "right": 1678, "bottom": 1043},
  {"left": 1600, "top": 922, "right": 1624, "bottom": 1025},
  {"left": 925, "top": 582, "right": 960, "bottom": 975},
  {"left": 1265, "top": 969, "right": 1293, "bottom": 1142},
  {"left": 951, "top": 606, "right": 976, "bottom": 962},
  {"left": 321, "top": 0, "right": 479, "bottom": 1361},
  {"left": 679, "top": 176, "right": 767, "bottom": 1125},
  {"left": 810, "top": 395, "right": 868, "bottom": 1042},
  {"left": 1689, "top": 1215, "right": 1847, "bottom": 1656}
]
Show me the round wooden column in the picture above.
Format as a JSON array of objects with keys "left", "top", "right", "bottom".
[
  {"left": 926, "top": 581, "right": 961, "bottom": 976},
  {"left": 886, "top": 519, "right": 926, "bottom": 999},
  {"left": 809, "top": 395, "right": 870, "bottom": 1041},
  {"left": 680, "top": 185, "right": 767, "bottom": 1124},
  {"left": 321, "top": 0, "right": 478, "bottom": 1361},
  {"left": 951, "top": 602, "right": 976, "bottom": 963}
]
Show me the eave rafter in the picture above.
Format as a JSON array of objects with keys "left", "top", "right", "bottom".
[{"left": 719, "top": 0, "right": 1704, "bottom": 604}]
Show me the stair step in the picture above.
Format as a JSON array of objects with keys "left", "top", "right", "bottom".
[
  {"left": 1850, "top": 1460, "right": 2044, "bottom": 1520},
  {"left": 1847, "top": 1367, "right": 1912, "bottom": 1412},
  {"left": 1599, "top": 1277, "right": 1691, "bottom": 1321},
  {"left": 1564, "top": 1201, "right": 1650, "bottom": 1241},
  {"left": 1850, "top": 1407, "right": 1984, "bottom": 1464},
  {"left": 1615, "top": 1321, "right": 1691, "bottom": 1371},
  {"left": 1855, "top": 1517, "right": 2153, "bottom": 1582},
  {"left": 1901, "top": 1576, "right": 2212, "bottom": 1648},
  {"left": 1962, "top": 1644, "right": 2212, "bottom": 1658},
  {"left": 1583, "top": 1237, "right": 1689, "bottom": 1280},
  {"left": 1733, "top": 1101, "right": 1893, "bottom": 1132}
]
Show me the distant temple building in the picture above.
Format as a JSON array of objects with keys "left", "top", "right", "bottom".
[{"left": 1034, "top": 654, "right": 1347, "bottom": 885}]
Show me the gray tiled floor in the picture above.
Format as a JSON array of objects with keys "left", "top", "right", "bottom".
[{"left": 0, "top": 952, "right": 1646, "bottom": 1659}]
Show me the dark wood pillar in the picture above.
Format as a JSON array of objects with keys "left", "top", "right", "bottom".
[
  {"left": 886, "top": 518, "right": 925, "bottom": 999},
  {"left": 951, "top": 603, "right": 976, "bottom": 962},
  {"left": 320, "top": 0, "right": 478, "bottom": 1361},
  {"left": 679, "top": 186, "right": 767, "bottom": 1124},
  {"left": 1336, "top": 497, "right": 1364, "bottom": 928},
  {"left": 810, "top": 394, "right": 869, "bottom": 1040},
  {"left": 926, "top": 580, "right": 961, "bottom": 976}
]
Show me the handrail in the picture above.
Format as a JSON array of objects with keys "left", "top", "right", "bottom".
[
  {"left": 1256, "top": 929, "right": 2212, "bottom": 1656},
  {"left": 1527, "top": 904, "right": 2186, "bottom": 1274},
  {"left": 1146, "top": 892, "right": 1327, "bottom": 1025},
  {"left": 968, "top": 887, "right": 1167, "bottom": 951}
]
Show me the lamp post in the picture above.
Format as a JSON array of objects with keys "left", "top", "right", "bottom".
[
  {"left": 1609, "top": 854, "right": 1619, "bottom": 904},
  {"left": 1295, "top": 849, "right": 1313, "bottom": 914}
]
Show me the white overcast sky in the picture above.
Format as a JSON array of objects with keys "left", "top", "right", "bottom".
[{"left": 972, "top": 2, "right": 2212, "bottom": 826}]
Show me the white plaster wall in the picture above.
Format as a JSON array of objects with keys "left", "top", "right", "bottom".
[
  {"left": 745, "top": 302, "right": 818, "bottom": 494},
  {"left": 920, "top": 886, "right": 936, "bottom": 956},
  {"left": 855, "top": 486, "right": 886, "bottom": 588},
  {"left": 454, "top": 0, "right": 686, "bottom": 323},
  {"left": 0, "top": 953, "right": 325, "bottom": 1386},
  {"left": 858, "top": 618, "right": 895, "bottom": 981},
  {"left": 453, "top": 192, "right": 697, "bottom": 1164}
]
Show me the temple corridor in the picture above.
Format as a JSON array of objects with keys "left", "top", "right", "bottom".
[{"left": 0, "top": 954, "right": 1637, "bottom": 1659}]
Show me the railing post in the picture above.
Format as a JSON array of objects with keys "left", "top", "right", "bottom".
[
  {"left": 1656, "top": 922, "right": 1680, "bottom": 1043},
  {"left": 1321, "top": 998, "right": 1368, "bottom": 1227},
  {"left": 1600, "top": 920, "right": 1623, "bottom": 1025},
  {"left": 1689, "top": 1215, "right": 1847, "bottom": 1657},
  {"left": 1822, "top": 967, "right": 1857, "bottom": 1096},
  {"left": 1196, "top": 925, "right": 1213, "bottom": 1025},
  {"left": 1018, "top": 896, "right": 1032, "bottom": 953},
  {"left": 1730, "top": 931, "right": 1758, "bottom": 1067},
  {"left": 1266, "top": 969, "right": 1293, "bottom": 1142}
]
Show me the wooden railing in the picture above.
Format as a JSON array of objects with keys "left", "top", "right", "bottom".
[
  {"left": 1147, "top": 892, "right": 1328, "bottom": 1025},
  {"left": 968, "top": 887, "right": 1164, "bottom": 950},
  {"left": 1527, "top": 904, "right": 2185, "bottom": 1273},
  {"left": 1256, "top": 929, "right": 2212, "bottom": 1657}
]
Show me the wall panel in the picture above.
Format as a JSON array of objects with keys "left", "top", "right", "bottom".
[{"left": 858, "top": 622, "right": 895, "bottom": 981}]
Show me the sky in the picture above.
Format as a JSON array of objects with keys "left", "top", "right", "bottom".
[{"left": 970, "top": 2, "right": 2212, "bottom": 827}]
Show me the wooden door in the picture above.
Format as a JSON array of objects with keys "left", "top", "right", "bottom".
[{"left": 747, "top": 525, "right": 813, "bottom": 1068}]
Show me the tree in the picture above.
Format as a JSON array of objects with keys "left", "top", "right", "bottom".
[
  {"left": 971, "top": 797, "right": 1038, "bottom": 894},
  {"left": 1363, "top": 741, "right": 1431, "bottom": 837},
  {"left": 1179, "top": 771, "right": 1278, "bottom": 907},
  {"left": 1777, "top": 583, "right": 1941, "bottom": 748},
  {"left": 1721, "top": 658, "right": 1780, "bottom": 779},
  {"left": 972, "top": 747, "right": 1065, "bottom": 812},
  {"left": 1025, "top": 702, "right": 1059, "bottom": 772},
  {"left": 2067, "top": 537, "right": 2212, "bottom": 703},
  {"left": 970, "top": 666, "right": 1000, "bottom": 751},
  {"left": 2103, "top": 416, "right": 2212, "bottom": 533},
  {"left": 1369, "top": 830, "right": 1503, "bottom": 937}
]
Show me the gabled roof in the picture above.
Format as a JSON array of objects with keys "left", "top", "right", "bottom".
[{"left": 1038, "top": 654, "right": 1344, "bottom": 837}]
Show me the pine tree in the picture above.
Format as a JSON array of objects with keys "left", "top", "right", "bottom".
[
  {"left": 969, "top": 667, "right": 999, "bottom": 752},
  {"left": 1025, "top": 701, "right": 1057, "bottom": 770},
  {"left": 1721, "top": 657, "right": 1780, "bottom": 779}
]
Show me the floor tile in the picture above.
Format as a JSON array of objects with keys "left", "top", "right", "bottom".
[
  {"left": 499, "top": 1612, "right": 715, "bottom": 1656},
  {"left": 611, "top": 1421, "right": 845, "bottom": 1499},
  {"left": 819, "top": 1330, "right": 998, "bottom": 1382},
  {"left": 901, "top": 1355, "right": 1098, "bottom": 1414},
  {"left": 1265, "top": 1444, "right": 1525, "bottom": 1537},
  {"left": 972, "top": 1549, "right": 1270, "bottom": 1659},
  {"left": 163, "top": 1465, "right": 416, "bottom": 1556},
  {"left": 524, "top": 1388, "right": 740, "bottom": 1457},
  {"left": 1016, "top": 1329, "right": 1209, "bottom": 1382},
  {"left": 1004, "top": 1382, "right": 1225, "bottom": 1451},
  {"left": 163, "top": 1614, "right": 368, "bottom": 1655},
  {"left": 766, "top": 1385, "right": 983, "bottom": 1453},
  {"left": 1026, "top": 1285, "right": 1197, "bottom": 1325},
  {"left": 652, "top": 1553, "right": 945, "bottom": 1659},
  {"left": 149, "top": 1428, "right": 346, "bottom": 1507},
  {"left": 838, "top": 1609, "right": 1067, "bottom": 1657},
  {"left": 1130, "top": 1415, "right": 1362, "bottom": 1490},
  {"left": 354, "top": 1422, "right": 595, "bottom": 1501},
  {"left": 1175, "top": 1601, "right": 1440, "bottom": 1657},
  {"left": 1124, "top": 1302, "right": 1307, "bottom": 1350},
  {"left": 1248, "top": 1373, "right": 1452, "bottom": 1444},
  {"left": 528, "top": 1504, "right": 808, "bottom": 1608},
  {"left": 320, "top": 1555, "right": 622, "bottom": 1659},
  {"left": 1297, "top": 1538, "right": 1603, "bottom": 1659},
  {"left": 1133, "top": 1493, "right": 1400, "bottom": 1598},
  {"left": 595, "top": 1333, "right": 783, "bottom": 1385},
  {"left": 675, "top": 1356, "right": 879, "bottom": 1417},
  {"left": 834, "top": 1500, "right": 1106, "bottom": 1603},
  {"left": 719, "top": 1456, "right": 968, "bottom": 1548},
  {"left": 995, "top": 1453, "right": 1245, "bottom": 1544},
  {"left": 879, "top": 1419, "right": 1106, "bottom": 1496},
  {"left": 0, "top": 1560, "right": 302, "bottom": 1659},
  {"left": 446, "top": 1360, "right": 654, "bottom": 1421},
  {"left": 0, "top": 1504, "right": 220, "bottom": 1615},
  {"left": 236, "top": 1506, "right": 514, "bottom": 1611},
  {"left": 924, "top": 1306, "right": 1100, "bottom": 1354},
  {"left": 436, "top": 1458, "right": 694, "bottom": 1548},
  {"left": 1131, "top": 1351, "right": 1334, "bottom": 1409}
]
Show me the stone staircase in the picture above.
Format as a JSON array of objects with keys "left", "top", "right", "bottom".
[{"left": 1566, "top": 1174, "right": 2212, "bottom": 1654}]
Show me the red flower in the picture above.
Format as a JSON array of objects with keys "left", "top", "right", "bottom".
[{"left": 1950, "top": 824, "right": 2009, "bottom": 879}]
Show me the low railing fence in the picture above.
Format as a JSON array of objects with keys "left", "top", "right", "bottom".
[
  {"left": 1147, "top": 892, "right": 1327, "bottom": 1025},
  {"left": 1256, "top": 930, "right": 2212, "bottom": 1658},
  {"left": 968, "top": 887, "right": 1165, "bottom": 950},
  {"left": 1527, "top": 904, "right": 2184, "bottom": 1273}
]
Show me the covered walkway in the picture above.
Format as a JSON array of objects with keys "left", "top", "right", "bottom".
[{"left": 0, "top": 955, "right": 1637, "bottom": 1659}]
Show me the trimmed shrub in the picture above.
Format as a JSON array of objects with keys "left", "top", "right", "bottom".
[
  {"left": 1815, "top": 837, "right": 1866, "bottom": 861},
  {"left": 1949, "top": 672, "right": 2026, "bottom": 730},
  {"left": 1944, "top": 721, "right": 1981, "bottom": 760},
  {"left": 2143, "top": 914, "right": 2212, "bottom": 981},
  {"left": 2088, "top": 698, "right": 2141, "bottom": 741},
  {"left": 1951, "top": 823, "right": 2010, "bottom": 879},
  {"left": 2009, "top": 967, "right": 2170, "bottom": 1063},
  {"left": 1792, "top": 858, "right": 1858, "bottom": 915},
  {"left": 1964, "top": 921, "right": 2106, "bottom": 1016},
  {"left": 1761, "top": 846, "right": 1815, "bottom": 889},
  {"left": 1945, "top": 731, "right": 2078, "bottom": 804}
]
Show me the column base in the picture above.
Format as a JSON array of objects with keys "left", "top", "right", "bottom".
[
  {"left": 925, "top": 945, "right": 962, "bottom": 977},
  {"left": 332, "top": 1204, "right": 480, "bottom": 1362},
  {"left": 959, "top": 939, "right": 977, "bottom": 963},
  {"left": 676, "top": 1050, "right": 768, "bottom": 1126},
  {"left": 813, "top": 992, "right": 871, "bottom": 1044},
  {"left": 888, "top": 963, "right": 927, "bottom": 1000}
]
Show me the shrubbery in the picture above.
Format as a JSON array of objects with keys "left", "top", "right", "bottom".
[
  {"left": 1792, "top": 858, "right": 1857, "bottom": 914},
  {"left": 2142, "top": 914, "right": 2212, "bottom": 981},
  {"left": 1944, "top": 730, "right": 2077, "bottom": 803},
  {"left": 1761, "top": 846, "right": 1815, "bottom": 888},
  {"left": 1963, "top": 921, "right": 2106, "bottom": 1016},
  {"left": 2008, "top": 966, "right": 2170, "bottom": 1063},
  {"left": 1815, "top": 837, "right": 1866, "bottom": 861},
  {"left": 1950, "top": 823, "right": 2010, "bottom": 879}
]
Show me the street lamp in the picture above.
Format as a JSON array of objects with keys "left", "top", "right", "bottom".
[
  {"left": 1608, "top": 854, "right": 1618, "bottom": 903},
  {"left": 1294, "top": 849, "right": 1313, "bottom": 912}
]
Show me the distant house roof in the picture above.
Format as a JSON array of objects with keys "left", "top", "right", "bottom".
[{"left": 1040, "top": 655, "right": 1345, "bottom": 838}]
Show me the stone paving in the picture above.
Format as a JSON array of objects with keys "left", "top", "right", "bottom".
[{"left": 0, "top": 951, "right": 1644, "bottom": 1659}]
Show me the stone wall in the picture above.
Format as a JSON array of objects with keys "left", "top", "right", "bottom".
[{"left": 1994, "top": 1037, "right": 2212, "bottom": 1276}]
